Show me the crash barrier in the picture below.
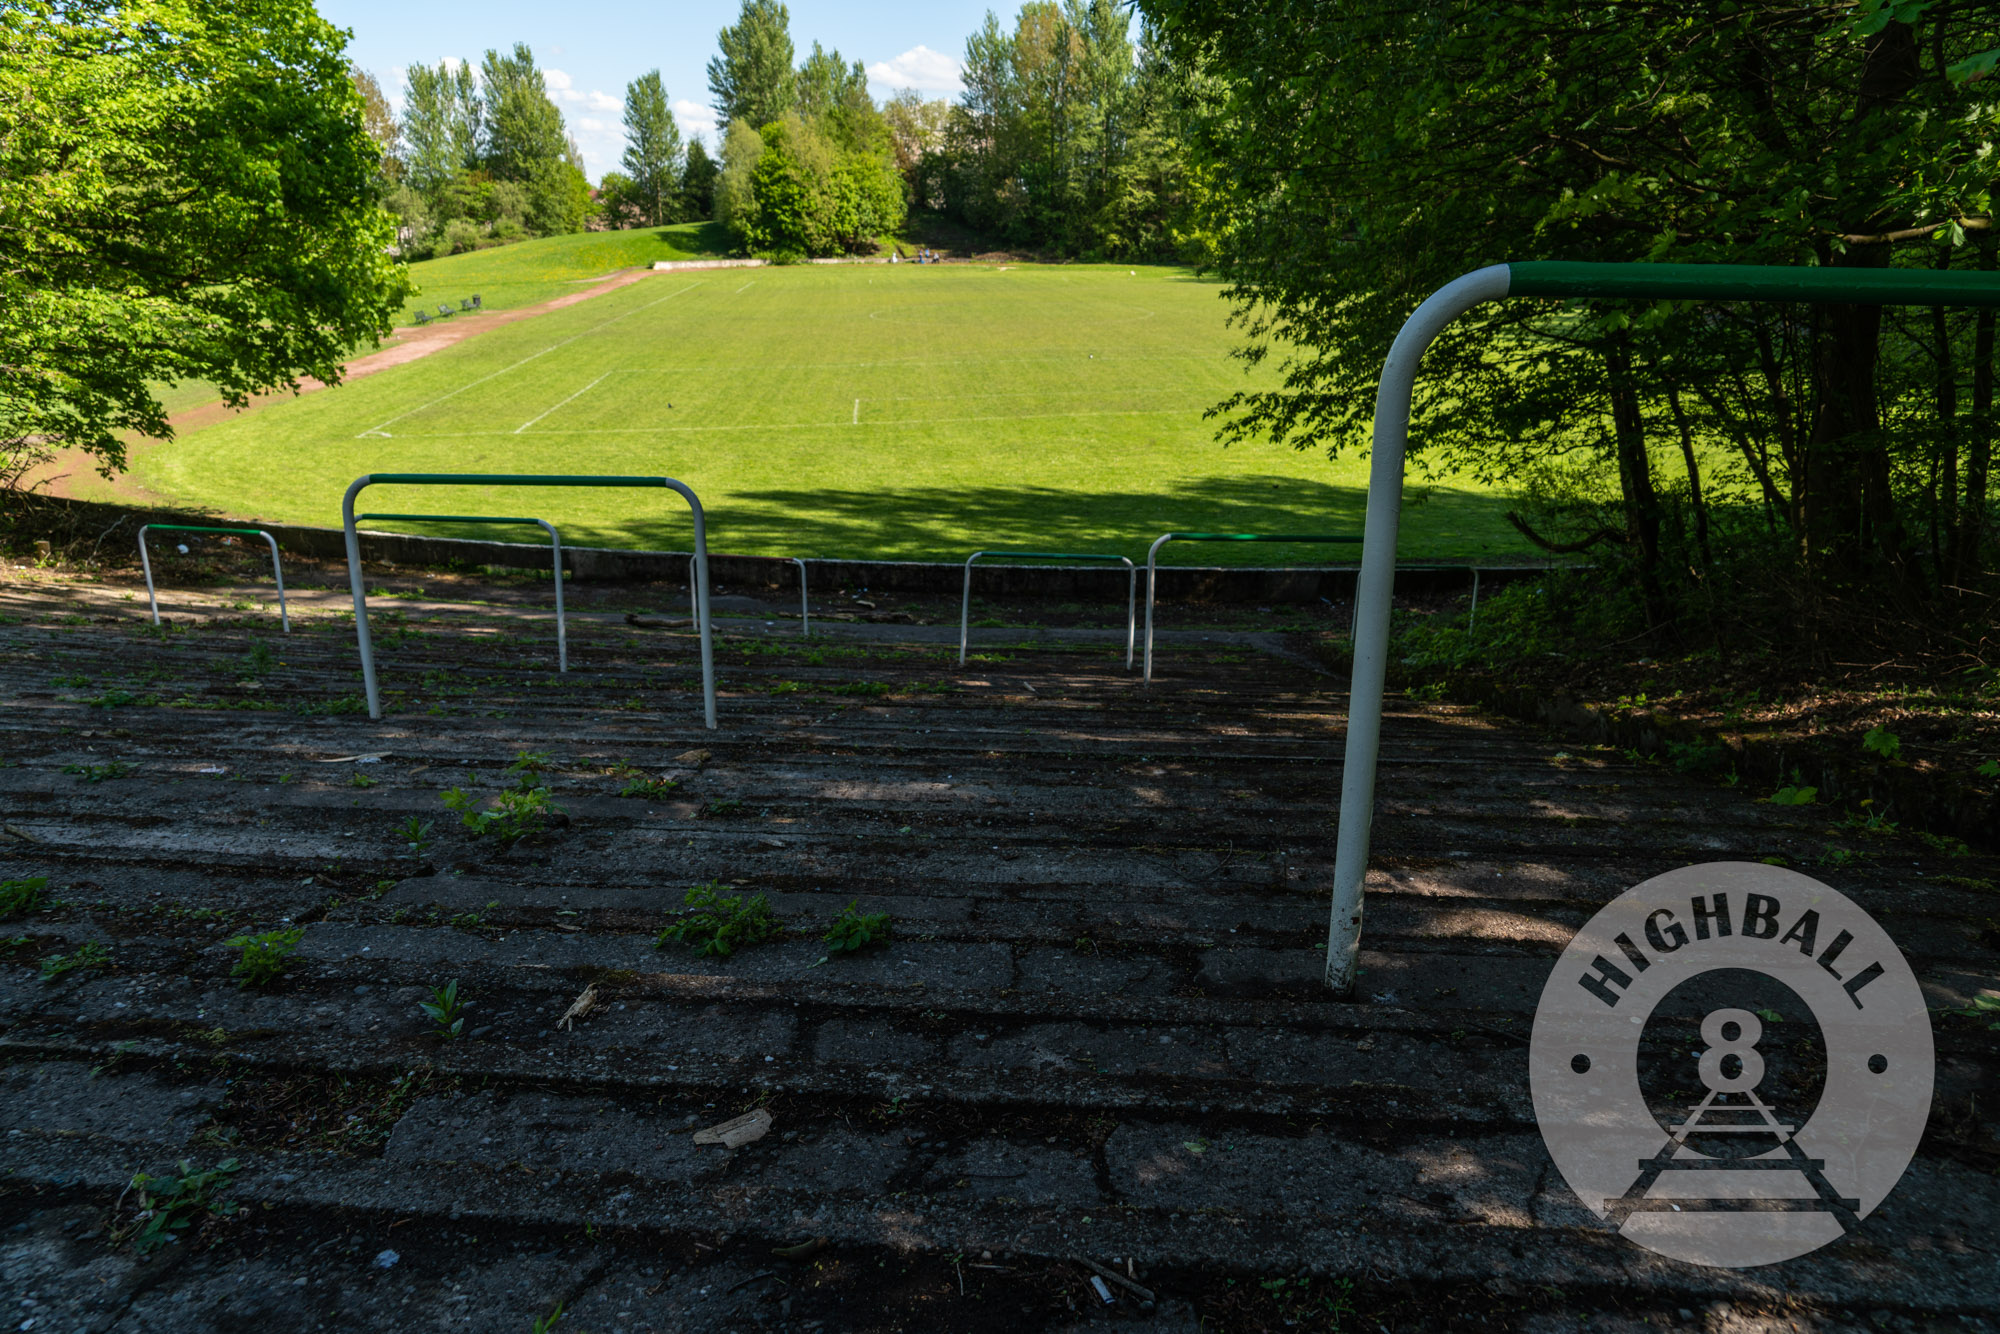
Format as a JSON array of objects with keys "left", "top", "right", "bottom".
[
  {"left": 137, "top": 524, "right": 289, "bottom": 632},
  {"left": 356, "top": 514, "right": 568, "bottom": 672},
  {"left": 1328, "top": 260, "right": 2000, "bottom": 994},
  {"left": 959, "top": 551, "right": 1137, "bottom": 668},
  {"left": 1143, "top": 533, "right": 1362, "bottom": 683},
  {"left": 342, "top": 474, "right": 716, "bottom": 727},
  {"left": 688, "top": 554, "right": 809, "bottom": 637}
]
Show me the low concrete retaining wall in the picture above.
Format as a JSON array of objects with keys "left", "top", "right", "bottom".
[{"left": 66, "top": 505, "right": 1548, "bottom": 603}]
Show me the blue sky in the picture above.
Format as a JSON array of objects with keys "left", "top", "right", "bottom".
[{"left": 323, "top": 0, "right": 995, "bottom": 180}]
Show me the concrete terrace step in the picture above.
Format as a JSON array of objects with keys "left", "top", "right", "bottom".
[{"left": 3, "top": 582, "right": 1998, "bottom": 1331}]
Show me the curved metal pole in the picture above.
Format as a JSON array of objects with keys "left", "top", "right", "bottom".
[
  {"left": 342, "top": 477, "right": 381, "bottom": 715},
  {"left": 793, "top": 557, "right": 809, "bottom": 637},
  {"left": 958, "top": 553, "right": 980, "bottom": 665},
  {"left": 138, "top": 524, "right": 288, "bottom": 632},
  {"left": 137, "top": 525, "right": 160, "bottom": 626},
  {"left": 1142, "top": 533, "right": 1173, "bottom": 684},
  {"left": 960, "top": 551, "right": 1136, "bottom": 668},
  {"left": 1327, "top": 264, "right": 1510, "bottom": 994},
  {"left": 258, "top": 531, "right": 291, "bottom": 633},
  {"left": 533, "top": 519, "right": 566, "bottom": 673},
  {"left": 343, "top": 475, "right": 714, "bottom": 728}
]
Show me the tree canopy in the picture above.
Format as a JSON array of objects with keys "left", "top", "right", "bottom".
[
  {"left": 622, "top": 70, "right": 685, "bottom": 226},
  {"left": 708, "top": 0, "right": 797, "bottom": 130},
  {"left": 0, "top": 0, "right": 408, "bottom": 484},
  {"left": 1140, "top": 0, "right": 1999, "bottom": 623}
]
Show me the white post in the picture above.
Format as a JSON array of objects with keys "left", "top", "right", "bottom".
[
  {"left": 341, "top": 477, "right": 382, "bottom": 718},
  {"left": 1326, "top": 265, "right": 1510, "bottom": 993},
  {"left": 537, "top": 520, "right": 566, "bottom": 672},
  {"left": 1141, "top": 532, "right": 1174, "bottom": 684}
]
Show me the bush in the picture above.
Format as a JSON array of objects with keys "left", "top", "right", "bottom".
[
  {"left": 436, "top": 217, "right": 480, "bottom": 256},
  {"left": 0, "top": 875, "right": 49, "bottom": 918}
]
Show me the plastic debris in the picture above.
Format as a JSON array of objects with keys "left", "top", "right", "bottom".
[{"left": 556, "top": 984, "right": 600, "bottom": 1031}]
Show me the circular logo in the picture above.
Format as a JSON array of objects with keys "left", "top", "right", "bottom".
[{"left": 1529, "top": 862, "right": 1933, "bottom": 1267}]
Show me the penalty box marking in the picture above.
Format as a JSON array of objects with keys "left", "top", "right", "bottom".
[{"left": 354, "top": 281, "right": 704, "bottom": 438}]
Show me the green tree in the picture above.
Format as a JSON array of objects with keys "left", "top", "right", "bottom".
[
  {"left": 681, "top": 138, "right": 720, "bottom": 218},
  {"left": 481, "top": 43, "right": 581, "bottom": 236},
  {"left": 0, "top": 0, "right": 409, "bottom": 483},
  {"left": 1142, "top": 0, "right": 1999, "bottom": 617},
  {"left": 708, "top": 0, "right": 796, "bottom": 130},
  {"left": 622, "top": 70, "right": 684, "bottom": 225},
  {"left": 401, "top": 60, "right": 479, "bottom": 206},
  {"left": 715, "top": 119, "right": 767, "bottom": 239},
  {"left": 349, "top": 64, "right": 400, "bottom": 178}
]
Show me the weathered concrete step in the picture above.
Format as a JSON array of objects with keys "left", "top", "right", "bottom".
[{"left": 4, "top": 1072, "right": 1995, "bottom": 1317}]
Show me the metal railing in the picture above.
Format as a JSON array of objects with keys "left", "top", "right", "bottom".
[
  {"left": 137, "top": 524, "right": 289, "bottom": 631},
  {"left": 341, "top": 474, "right": 717, "bottom": 727},
  {"left": 1143, "top": 533, "right": 1361, "bottom": 683},
  {"left": 959, "top": 550, "right": 1136, "bottom": 668},
  {"left": 355, "top": 514, "right": 568, "bottom": 671},
  {"left": 1328, "top": 259, "right": 2000, "bottom": 994},
  {"left": 688, "top": 555, "right": 809, "bottom": 637}
]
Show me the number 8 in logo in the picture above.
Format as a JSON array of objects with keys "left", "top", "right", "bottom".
[{"left": 1697, "top": 1007, "right": 1765, "bottom": 1094}]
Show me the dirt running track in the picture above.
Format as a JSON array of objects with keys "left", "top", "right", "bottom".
[
  {"left": 29, "top": 269, "right": 660, "bottom": 506},
  {"left": 0, "top": 570, "right": 1996, "bottom": 1332}
]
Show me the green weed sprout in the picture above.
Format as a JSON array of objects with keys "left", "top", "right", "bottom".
[
  {"left": 620, "top": 775, "right": 680, "bottom": 800},
  {"left": 124, "top": 1159, "right": 240, "bottom": 1253},
  {"left": 507, "top": 749, "right": 552, "bottom": 789},
  {"left": 1939, "top": 995, "right": 2000, "bottom": 1031},
  {"left": 531, "top": 1303, "right": 565, "bottom": 1333},
  {"left": 222, "top": 928, "right": 304, "bottom": 988},
  {"left": 420, "top": 978, "right": 470, "bottom": 1037},
  {"left": 441, "top": 785, "right": 561, "bottom": 845},
  {"left": 399, "top": 816, "right": 435, "bottom": 856},
  {"left": 656, "top": 883, "right": 779, "bottom": 957},
  {"left": 40, "top": 940, "right": 111, "bottom": 982},
  {"left": 0, "top": 875, "right": 50, "bottom": 918},
  {"left": 822, "top": 901, "right": 893, "bottom": 955}
]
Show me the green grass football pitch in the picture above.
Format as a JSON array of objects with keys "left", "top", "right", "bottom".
[{"left": 135, "top": 260, "right": 1532, "bottom": 566}]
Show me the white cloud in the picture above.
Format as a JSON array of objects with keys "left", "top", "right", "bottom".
[
  {"left": 542, "top": 68, "right": 622, "bottom": 113},
  {"left": 577, "top": 117, "right": 607, "bottom": 133},
  {"left": 673, "top": 99, "right": 718, "bottom": 137},
  {"left": 865, "top": 46, "right": 963, "bottom": 96}
]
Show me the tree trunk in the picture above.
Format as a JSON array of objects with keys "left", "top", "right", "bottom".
[
  {"left": 1802, "top": 19, "right": 1921, "bottom": 587},
  {"left": 1961, "top": 236, "right": 1996, "bottom": 581},
  {"left": 1604, "top": 336, "right": 1669, "bottom": 633},
  {"left": 1933, "top": 247, "right": 1958, "bottom": 586},
  {"left": 1666, "top": 382, "right": 1713, "bottom": 569}
]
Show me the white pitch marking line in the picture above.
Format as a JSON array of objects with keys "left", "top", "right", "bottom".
[
  {"left": 514, "top": 373, "right": 610, "bottom": 434},
  {"left": 351, "top": 282, "right": 702, "bottom": 438},
  {"left": 852, "top": 398, "right": 859, "bottom": 425},
  {"left": 735, "top": 281, "right": 756, "bottom": 293}
]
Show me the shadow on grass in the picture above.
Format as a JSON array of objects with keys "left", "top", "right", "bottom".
[{"left": 391, "top": 473, "right": 1525, "bottom": 565}]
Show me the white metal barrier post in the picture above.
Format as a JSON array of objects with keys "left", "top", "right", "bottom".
[
  {"left": 1327, "top": 260, "right": 2000, "bottom": 994},
  {"left": 137, "top": 524, "right": 290, "bottom": 632},
  {"left": 1142, "top": 532, "right": 1362, "bottom": 683},
  {"left": 342, "top": 474, "right": 716, "bottom": 728},
  {"left": 959, "top": 550, "right": 1137, "bottom": 668},
  {"left": 354, "top": 514, "right": 568, "bottom": 671}
]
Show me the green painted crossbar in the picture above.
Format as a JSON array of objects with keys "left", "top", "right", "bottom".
[{"left": 1507, "top": 261, "right": 2000, "bottom": 306}]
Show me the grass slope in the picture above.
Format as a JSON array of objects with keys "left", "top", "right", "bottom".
[
  {"left": 398, "top": 222, "right": 735, "bottom": 322},
  {"left": 139, "top": 263, "right": 1531, "bottom": 565}
]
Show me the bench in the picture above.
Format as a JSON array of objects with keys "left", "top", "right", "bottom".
[{"left": 412, "top": 309, "right": 431, "bottom": 326}]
